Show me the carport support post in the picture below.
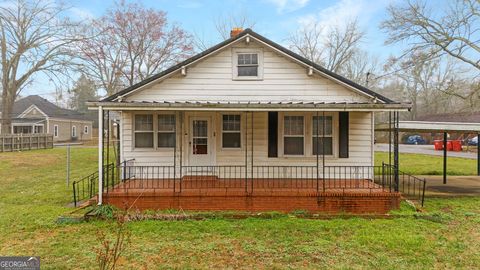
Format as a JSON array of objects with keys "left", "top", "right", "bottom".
[
  {"left": 98, "top": 106, "right": 104, "bottom": 205},
  {"left": 477, "top": 132, "right": 480, "bottom": 176},
  {"left": 443, "top": 132, "right": 447, "bottom": 184}
]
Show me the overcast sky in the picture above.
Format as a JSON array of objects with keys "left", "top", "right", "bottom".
[{"left": 21, "top": 0, "right": 422, "bottom": 101}]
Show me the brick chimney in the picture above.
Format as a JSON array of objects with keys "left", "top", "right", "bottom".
[{"left": 230, "top": 27, "right": 243, "bottom": 38}]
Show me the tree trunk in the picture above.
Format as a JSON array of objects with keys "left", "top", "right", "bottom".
[{"left": 1, "top": 90, "right": 15, "bottom": 134}]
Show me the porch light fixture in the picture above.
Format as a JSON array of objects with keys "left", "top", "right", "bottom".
[{"left": 181, "top": 66, "right": 187, "bottom": 76}]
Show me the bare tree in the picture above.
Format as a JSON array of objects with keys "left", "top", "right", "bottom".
[
  {"left": 381, "top": 0, "right": 480, "bottom": 113},
  {"left": 343, "top": 50, "right": 380, "bottom": 86},
  {"left": 287, "top": 22, "right": 324, "bottom": 65},
  {"left": 193, "top": 12, "right": 256, "bottom": 51},
  {"left": 381, "top": 0, "right": 480, "bottom": 71},
  {"left": 214, "top": 12, "right": 256, "bottom": 40},
  {"left": 0, "top": 0, "right": 80, "bottom": 134},
  {"left": 287, "top": 19, "right": 368, "bottom": 77},
  {"left": 386, "top": 52, "right": 460, "bottom": 119},
  {"left": 78, "top": 1, "right": 194, "bottom": 96}
]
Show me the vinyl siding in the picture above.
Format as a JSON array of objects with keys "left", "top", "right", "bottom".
[
  {"left": 121, "top": 111, "right": 373, "bottom": 167},
  {"left": 125, "top": 40, "right": 371, "bottom": 103}
]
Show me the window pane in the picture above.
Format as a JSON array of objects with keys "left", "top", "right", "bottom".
[
  {"left": 135, "top": 115, "right": 153, "bottom": 131},
  {"left": 222, "top": 115, "right": 241, "bottom": 131},
  {"left": 251, "top": 54, "right": 258, "bottom": 64},
  {"left": 158, "top": 115, "right": 175, "bottom": 131},
  {"left": 312, "top": 137, "right": 333, "bottom": 155},
  {"left": 313, "top": 116, "right": 333, "bottom": 135},
  {"left": 158, "top": 133, "right": 175, "bottom": 147},
  {"left": 238, "top": 66, "right": 258, "bottom": 76},
  {"left": 193, "top": 120, "right": 207, "bottom": 137},
  {"left": 284, "top": 137, "right": 304, "bottom": 155},
  {"left": 193, "top": 138, "right": 208, "bottom": 154},
  {"left": 223, "top": 133, "right": 241, "bottom": 148},
  {"left": 238, "top": 54, "right": 245, "bottom": 64},
  {"left": 135, "top": 133, "right": 153, "bottom": 148},
  {"left": 284, "top": 116, "right": 304, "bottom": 135}
]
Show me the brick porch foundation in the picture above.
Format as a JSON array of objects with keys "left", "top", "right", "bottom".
[{"left": 103, "top": 179, "right": 401, "bottom": 214}]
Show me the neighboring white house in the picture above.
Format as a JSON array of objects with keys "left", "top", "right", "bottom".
[
  {"left": 87, "top": 28, "right": 410, "bottom": 211},
  {"left": 0, "top": 95, "right": 93, "bottom": 142}
]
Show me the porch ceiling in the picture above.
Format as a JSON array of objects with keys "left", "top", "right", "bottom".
[{"left": 87, "top": 100, "right": 411, "bottom": 112}]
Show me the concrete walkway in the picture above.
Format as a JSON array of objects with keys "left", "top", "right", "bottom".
[
  {"left": 375, "top": 143, "right": 478, "bottom": 159},
  {"left": 422, "top": 175, "right": 480, "bottom": 197}
]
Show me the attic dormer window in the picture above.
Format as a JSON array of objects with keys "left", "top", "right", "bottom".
[
  {"left": 238, "top": 53, "right": 258, "bottom": 76},
  {"left": 232, "top": 48, "right": 263, "bottom": 80}
]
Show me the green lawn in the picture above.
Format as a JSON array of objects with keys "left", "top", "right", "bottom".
[
  {"left": 375, "top": 152, "right": 478, "bottom": 176},
  {"left": 0, "top": 147, "right": 479, "bottom": 269}
]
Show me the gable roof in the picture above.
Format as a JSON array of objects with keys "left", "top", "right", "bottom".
[
  {"left": 102, "top": 28, "right": 394, "bottom": 104},
  {"left": 9, "top": 95, "right": 89, "bottom": 121}
]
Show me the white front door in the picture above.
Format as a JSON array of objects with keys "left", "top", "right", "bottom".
[{"left": 188, "top": 116, "right": 214, "bottom": 166}]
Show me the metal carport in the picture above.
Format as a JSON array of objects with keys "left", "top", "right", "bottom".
[{"left": 376, "top": 120, "right": 480, "bottom": 184}]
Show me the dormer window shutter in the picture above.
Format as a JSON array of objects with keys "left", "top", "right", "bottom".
[{"left": 339, "top": 112, "right": 349, "bottom": 158}]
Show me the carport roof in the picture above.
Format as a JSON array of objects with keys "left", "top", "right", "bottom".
[{"left": 375, "top": 120, "right": 480, "bottom": 133}]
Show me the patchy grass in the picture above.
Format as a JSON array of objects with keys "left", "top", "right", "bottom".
[
  {"left": 0, "top": 147, "right": 479, "bottom": 269},
  {"left": 375, "top": 152, "right": 477, "bottom": 175}
]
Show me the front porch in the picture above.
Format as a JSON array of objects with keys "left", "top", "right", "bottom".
[
  {"left": 74, "top": 161, "right": 426, "bottom": 213},
  {"left": 79, "top": 101, "right": 417, "bottom": 213}
]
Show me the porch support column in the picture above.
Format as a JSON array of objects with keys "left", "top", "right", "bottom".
[
  {"left": 443, "top": 131, "right": 448, "bottom": 184},
  {"left": 251, "top": 111, "right": 254, "bottom": 192},
  {"left": 106, "top": 111, "right": 110, "bottom": 166},
  {"left": 98, "top": 106, "right": 104, "bottom": 205},
  {"left": 174, "top": 111, "right": 177, "bottom": 191},
  {"left": 244, "top": 111, "right": 248, "bottom": 193},
  {"left": 389, "top": 111, "right": 392, "bottom": 166},
  {"left": 393, "top": 111, "right": 399, "bottom": 192},
  {"left": 322, "top": 111, "right": 326, "bottom": 191},
  {"left": 315, "top": 109, "right": 319, "bottom": 192}
]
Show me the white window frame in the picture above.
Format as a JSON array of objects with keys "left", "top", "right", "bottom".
[
  {"left": 279, "top": 112, "right": 338, "bottom": 158},
  {"left": 281, "top": 114, "right": 305, "bottom": 156},
  {"left": 53, "top": 125, "right": 59, "bottom": 137},
  {"left": 84, "top": 125, "right": 89, "bottom": 134},
  {"left": 71, "top": 126, "right": 77, "bottom": 138},
  {"left": 157, "top": 114, "right": 176, "bottom": 149},
  {"left": 132, "top": 112, "right": 179, "bottom": 150},
  {"left": 221, "top": 114, "right": 242, "bottom": 149},
  {"left": 133, "top": 113, "right": 155, "bottom": 149},
  {"left": 311, "top": 114, "right": 336, "bottom": 157},
  {"left": 232, "top": 48, "right": 263, "bottom": 80}
]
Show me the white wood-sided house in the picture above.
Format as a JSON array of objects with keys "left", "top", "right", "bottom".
[{"left": 84, "top": 28, "right": 417, "bottom": 213}]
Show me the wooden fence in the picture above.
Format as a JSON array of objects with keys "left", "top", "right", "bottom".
[{"left": 0, "top": 133, "right": 54, "bottom": 152}]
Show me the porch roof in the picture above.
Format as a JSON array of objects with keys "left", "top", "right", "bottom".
[{"left": 87, "top": 100, "right": 411, "bottom": 112}]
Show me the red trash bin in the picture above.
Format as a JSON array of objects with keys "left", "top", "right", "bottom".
[
  {"left": 446, "top": 140, "right": 453, "bottom": 151},
  {"left": 434, "top": 140, "right": 444, "bottom": 150},
  {"left": 451, "top": 140, "right": 462, "bottom": 151}
]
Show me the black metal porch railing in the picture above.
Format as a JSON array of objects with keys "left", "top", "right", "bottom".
[
  {"left": 73, "top": 162, "right": 427, "bottom": 207},
  {"left": 72, "top": 159, "right": 134, "bottom": 207},
  {"left": 382, "top": 163, "right": 427, "bottom": 206},
  {"left": 72, "top": 170, "right": 98, "bottom": 207}
]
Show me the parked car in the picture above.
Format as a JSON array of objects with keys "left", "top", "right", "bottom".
[
  {"left": 467, "top": 136, "right": 478, "bottom": 146},
  {"left": 406, "top": 135, "right": 427, "bottom": 145}
]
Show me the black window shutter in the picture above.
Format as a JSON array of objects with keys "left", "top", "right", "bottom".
[
  {"left": 339, "top": 112, "right": 349, "bottom": 158},
  {"left": 268, "top": 112, "right": 278, "bottom": 157}
]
